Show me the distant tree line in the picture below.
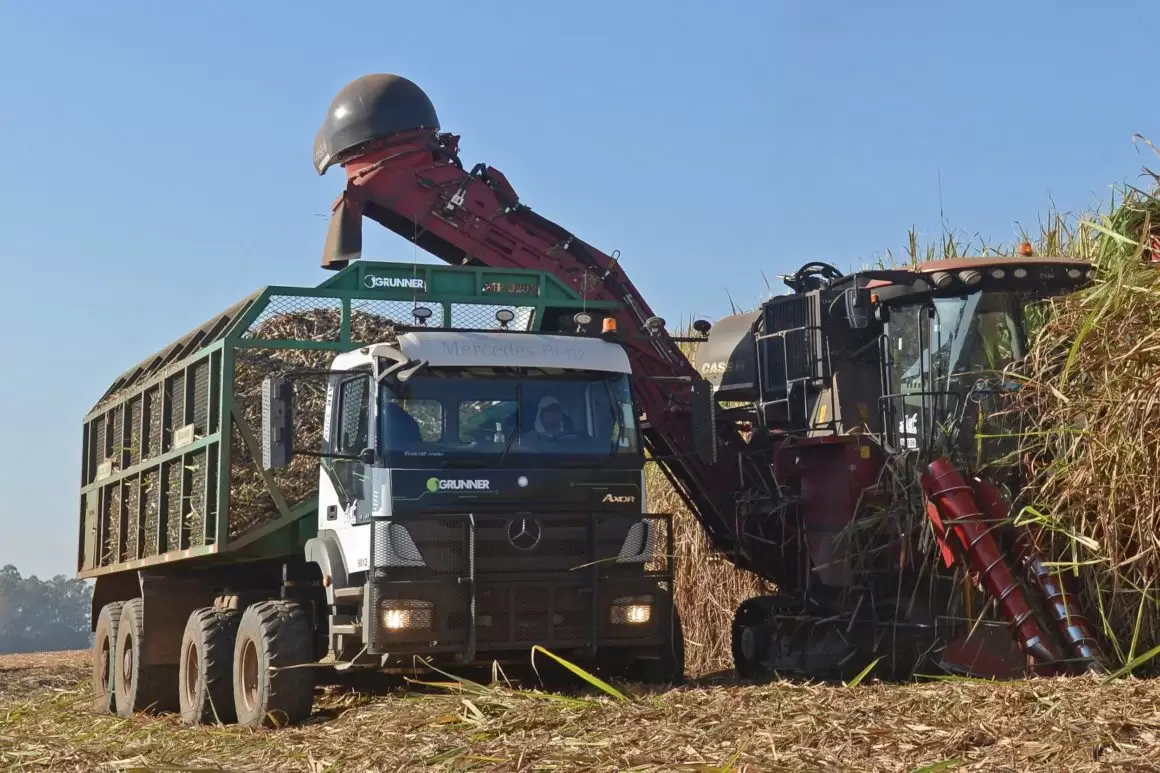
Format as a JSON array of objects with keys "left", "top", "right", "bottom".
[{"left": 0, "top": 565, "right": 93, "bottom": 654}]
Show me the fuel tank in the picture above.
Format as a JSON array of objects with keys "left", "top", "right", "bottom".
[{"left": 692, "top": 311, "right": 760, "bottom": 400}]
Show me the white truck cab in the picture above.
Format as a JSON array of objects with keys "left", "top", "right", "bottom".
[{"left": 264, "top": 328, "right": 679, "bottom": 677}]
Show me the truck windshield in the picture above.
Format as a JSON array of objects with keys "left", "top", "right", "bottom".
[{"left": 378, "top": 367, "right": 640, "bottom": 466}]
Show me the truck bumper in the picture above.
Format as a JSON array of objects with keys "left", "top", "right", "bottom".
[{"left": 362, "top": 512, "right": 675, "bottom": 663}]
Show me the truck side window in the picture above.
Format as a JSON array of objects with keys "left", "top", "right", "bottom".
[
  {"left": 336, "top": 376, "right": 370, "bottom": 454},
  {"left": 325, "top": 374, "right": 371, "bottom": 507}
]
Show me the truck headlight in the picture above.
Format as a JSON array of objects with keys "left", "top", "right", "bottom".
[
  {"left": 379, "top": 599, "right": 434, "bottom": 631},
  {"left": 611, "top": 595, "right": 653, "bottom": 625}
]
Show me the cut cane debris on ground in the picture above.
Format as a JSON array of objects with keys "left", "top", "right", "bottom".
[{"left": 2, "top": 650, "right": 1160, "bottom": 772}]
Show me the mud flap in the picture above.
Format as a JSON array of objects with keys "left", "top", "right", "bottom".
[{"left": 138, "top": 572, "right": 216, "bottom": 666}]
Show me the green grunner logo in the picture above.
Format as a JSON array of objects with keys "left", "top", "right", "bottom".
[{"left": 427, "top": 477, "right": 491, "bottom": 492}]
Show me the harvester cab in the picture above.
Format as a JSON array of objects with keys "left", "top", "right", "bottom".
[
  {"left": 868, "top": 257, "right": 1094, "bottom": 463},
  {"left": 701, "top": 256, "right": 1097, "bottom": 458}
]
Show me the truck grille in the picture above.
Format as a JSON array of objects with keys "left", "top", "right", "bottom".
[
  {"left": 366, "top": 511, "right": 673, "bottom": 656},
  {"left": 372, "top": 512, "right": 655, "bottom": 575}
]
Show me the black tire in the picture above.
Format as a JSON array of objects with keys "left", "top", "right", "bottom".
[
  {"left": 634, "top": 608, "right": 686, "bottom": 686},
  {"left": 91, "top": 601, "right": 124, "bottom": 714},
  {"left": 231, "top": 600, "right": 316, "bottom": 728},
  {"left": 179, "top": 607, "right": 240, "bottom": 725},
  {"left": 732, "top": 597, "right": 776, "bottom": 681},
  {"left": 114, "top": 598, "right": 178, "bottom": 716}
]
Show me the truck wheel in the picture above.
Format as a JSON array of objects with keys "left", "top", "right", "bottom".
[
  {"left": 179, "top": 608, "right": 240, "bottom": 725},
  {"left": 634, "top": 608, "right": 686, "bottom": 686},
  {"left": 91, "top": 601, "right": 124, "bottom": 714},
  {"left": 231, "top": 600, "right": 315, "bottom": 728},
  {"left": 114, "top": 598, "right": 178, "bottom": 716}
]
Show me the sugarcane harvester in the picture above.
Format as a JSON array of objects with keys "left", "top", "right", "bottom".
[{"left": 314, "top": 74, "right": 1109, "bottom": 680}]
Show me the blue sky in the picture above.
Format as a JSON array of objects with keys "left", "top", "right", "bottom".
[{"left": 1, "top": 1, "right": 1156, "bottom": 579}]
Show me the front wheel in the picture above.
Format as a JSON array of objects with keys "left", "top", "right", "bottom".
[
  {"left": 640, "top": 608, "right": 686, "bottom": 685},
  {"left": 231, "top": 600, "right": 316, "bottom": 728},
  {"left": 617, "top": 608, "right": 685, "bottom": 686}
]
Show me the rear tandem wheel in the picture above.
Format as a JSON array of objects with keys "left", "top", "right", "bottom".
[
  {"left": 113, "top": 598, "right": 179, "bottom": 716},
  {"left": 91, "top": 601, "right": 124, "bottom": 714}
]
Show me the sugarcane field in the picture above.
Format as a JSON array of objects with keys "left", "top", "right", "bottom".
[{"left": 3, "top": 4, "right": 1160, "bottom": 773}]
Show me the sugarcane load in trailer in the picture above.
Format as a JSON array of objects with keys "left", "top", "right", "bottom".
[
  {"left": 313, "top": 73, "right": 1110, "bottom": 683},
  {"left": 80, "top": 261, "right": 682, "bottom": 727}
]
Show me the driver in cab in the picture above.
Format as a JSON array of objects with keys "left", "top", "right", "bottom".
[{"left": 530, "top": 396, "right": 580, "bottom": 442}]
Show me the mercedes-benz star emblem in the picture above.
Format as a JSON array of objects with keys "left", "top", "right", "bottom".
[{"left": 507, "top": 517, "right": 542, "bottom": 551}]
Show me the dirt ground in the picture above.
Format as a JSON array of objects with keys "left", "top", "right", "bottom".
[{"left": 2, "top": 649, "right": 1160, "bottom": 772}]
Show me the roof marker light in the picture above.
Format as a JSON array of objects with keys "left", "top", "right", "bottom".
[{"left": 930, "top": 271, "right": 954, "bottom": 288}]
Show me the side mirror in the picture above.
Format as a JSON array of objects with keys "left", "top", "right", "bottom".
[
  {"left": 358, "top": 447, "right": 376, "bottom": 465},
  {"left": 844, "top": 287, "right": 873, "bottom": 330},
  {"left": 691, "top": 377, "right": 717, "bottom": 463},
  {"left": 261, "top": 376, "right": 295, "bottom": 470},
  {"left": 397, "top": 359, "right": 428, "bottom": 383},
  {"left": 378, "top": 358, "right": 429, "bottom": 385}
]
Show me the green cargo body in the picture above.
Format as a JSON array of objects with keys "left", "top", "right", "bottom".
[{"left": 77, "top": 261, "right": 617, "bottom": 579}]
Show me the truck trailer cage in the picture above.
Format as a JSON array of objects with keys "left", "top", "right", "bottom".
[{"left": 77, "top": 260, "right": 619, "bottom": 578}]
